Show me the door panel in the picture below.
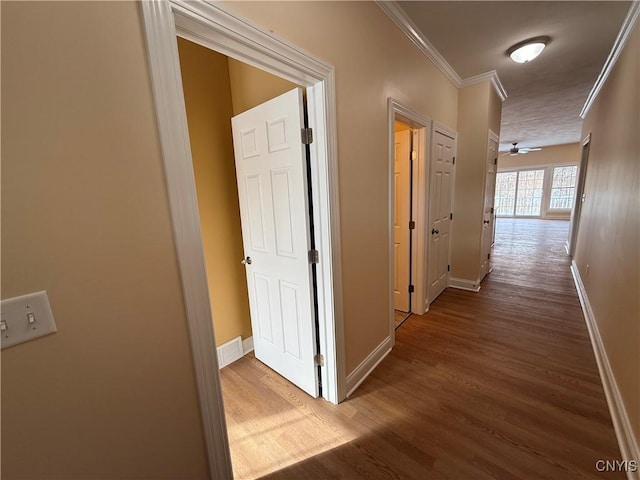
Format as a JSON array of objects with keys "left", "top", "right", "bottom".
[
  {"left": 428, "top": 131, "right": 455, "bottom": 303},
  {"left": 245, "top": 174, "right": 267, "bottom": 251},
  {"left": 231, "top": 88, "right": 318, "bottom": 397},
  {"left": 394, "top": 129, "right": 411, "bottom": 312}
]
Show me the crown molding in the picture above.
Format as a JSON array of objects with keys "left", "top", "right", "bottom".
[
  {"left": 376, "top": 1, "right": 462, "bottom": 86},
  {"left": 376, "top": 1, "right": 507, "bottom": 102},
  {"left": 461, "top": 70, "right": 508, "bottom": 101},
  {"left": 580, "top": 1, "right": 640, "bottom": 118}
]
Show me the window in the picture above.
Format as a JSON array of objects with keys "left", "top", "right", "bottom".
[
  {"left": 549, "top": 165, "right": 578, "bottom": 210},
  {"left": 494, "top": 169, "right": 545, "bottom": 217},
  {"left": 515, "top": 169, "right": 545, "bottom": 216},
  {"left": 495, "top": 172, "right": 517, "bottom": 216}
]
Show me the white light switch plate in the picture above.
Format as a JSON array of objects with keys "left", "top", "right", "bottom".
[{"left": 1, "top": 291, "right": 57, "bottom": 349}]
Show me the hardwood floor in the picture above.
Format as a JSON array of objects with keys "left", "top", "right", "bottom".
[
  {"left": 220, "top": 218, "right": 623, "bottom": 479},
  {"left": 394, "top": 310, "right": 411, "bottom": 329}
]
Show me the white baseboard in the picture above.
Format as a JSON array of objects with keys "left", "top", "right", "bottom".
[
  {"left": 242, "top": 336, "right": 254, "bottom": 355},
  {"left": 571, "top": 262, "right": 639, "bottom": 479},
  {"left": 217, "top": 336, "right": 253, "bottom": 369},
  {"left": 345, "top": 336, "right": 393, "bottom": 397},
  {"left": 448, "top": 277, "right": 481, "bottom": 292}
]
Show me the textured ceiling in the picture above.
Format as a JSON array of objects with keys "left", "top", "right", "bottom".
[{"left": 397, "top": 1, "right": 631, "bottom": 151}]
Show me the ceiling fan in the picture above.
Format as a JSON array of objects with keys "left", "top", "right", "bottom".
[{"left": 502, "top": 142, "right": 542, "bottom": 156}]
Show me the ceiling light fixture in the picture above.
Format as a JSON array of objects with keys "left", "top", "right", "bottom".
[{"left": 507, "top": 37, "right": 550, "bottom": 64}]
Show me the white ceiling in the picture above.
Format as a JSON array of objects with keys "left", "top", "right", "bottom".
[{"left": 395, "top": 1, "right": 631, "bottom": 151}]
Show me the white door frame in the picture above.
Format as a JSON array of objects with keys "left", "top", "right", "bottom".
[
  {"left": 141, "top": 2, "right": 345, "bottom": 478},
  {"left": 568, "top": 133, "right": 591, "bottom": 256},
  {"left": 387, "top": 99, "right": 431, "bottom": 341},
  {"left": 428, "top": 121, "right": 457, "bottom": 305}
]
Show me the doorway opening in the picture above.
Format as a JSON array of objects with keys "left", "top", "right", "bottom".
[
  {"left": 142, "top": 2, "right": 344, "bottom": 478},
  {"left": 176, "top": 36, "right": 327, "bottom": 393},
  {"left": 176, "top": 34, "right": 332, "bottom": 473},
  {"left": 393, "top": 120, "right": 414, "bottom": 329},
  {"left": 387, "top": 101, "right": 431, "bottom": 338}
]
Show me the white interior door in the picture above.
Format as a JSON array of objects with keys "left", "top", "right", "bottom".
[
  {"left": 231, "top": 88, "right": 318, "bottom": 397},
  {"left": 480, "top": 134, "right": 498, "bottom": 281},
  {"left": 394, "top": 128, "right": 411, "bottom": 312},
  {"left": 568, "top": 138, "right": 590, "bottom": 256},
  {"left": 428, "top": 130, "right": 455, "bottom": 303}
]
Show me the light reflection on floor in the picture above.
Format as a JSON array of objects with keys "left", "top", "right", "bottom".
[{"left": 221, "top": 359, "right": 405, "bottom": 479}]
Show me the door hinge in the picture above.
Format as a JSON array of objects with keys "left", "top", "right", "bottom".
[
  {"left": 447, "top": 264, "right": 450, "bottom": 272},
  {"left": 494, "top": 157, "right": 498, "bottom": 165},
  {"left": 408, "top": 284, "right": 415, "bottom": 293},
  {"left": 308, "top": 249, "right": 319, "bottom": 264},
  {"left": 490, "top": 207, "right": 494, "bottom": 214},
  {"left": 411, "top": 150, "right": 417, "bottom": 161},
  {"left": 488, "top": 253, "right": 491, "bottom": 260},
  {"left": 301, "top": 127, "right": 313, "bottom": 145},
  {"left": 453, "top": 156, "right": 456, "bottom": 165},
  {"left": 314, "top": 353, "right": 324, "bottom": 366},
  {"left": 450, "top": 212, "right": 453, "bottom": 220},
  {"left": 409, "top": 220, "right": 416, "bottom": 230}
]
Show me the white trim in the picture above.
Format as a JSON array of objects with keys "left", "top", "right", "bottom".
[
  {"left": 571, "top": 262, "right": 640, "bottom": 478},
  {"left": 345, "top": 336, "right": 393, "bottom": 397},
  {"left": 142, "top": 1, "right": 345, "bottom": 477},
  {"left": 217, "top": 336, "right": 244, "bottom": 369},
  {"left": 448, "top": 277, "right": 481, "bottom": 292},
  {"left": 388, "top": 99, "right": 432, "bottom": 346},
  {"left": 216, "top": 336, "right": 254, "bottom": 369},
  {"left": 461, "top": 70, "right": 508, "bottom": 102},
  {"left": 410, "top": 126, "right": 428, "bottom": 316},
  {"left": 376, "top": 1, "right": 508, "bottom": 101},
  {"left": 432, "top": 121, "right": 457, "bottom": 141},
  {"left": 580, "top": 1, "right": 640, "bottom": 118},
  {"left": 141, "top": 3, "right": 232, "bottom": 478},
  {"left": 376, "top": 1, "right": 462, "bottom": 86},
  {"left": 242, "top": 336, "right": 254, "bottom": 355},
  {"left": 171, "top": 2, "right": 331, "bottom": 85}
]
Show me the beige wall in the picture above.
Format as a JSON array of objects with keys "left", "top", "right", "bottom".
[
  {"left": 451, "top": 81, "right": 496, "bottom": 282},
  {"left": 221, "top": 1, "right": 459, "bottom": 373},
  {"left": 575, "top": 24, "right": 639, "bottom": 446},
  {"left": 228, "top": 58, "right": 298, "bottom": 115},
  {"left": 177, "top": 38, "right": 253, "bottom": 347},
  {"left": 1, "top": 3, "right": 209, "bottom": 478},
  {"left": 498, "top": 142, "right": 580, "bottom": 170}
]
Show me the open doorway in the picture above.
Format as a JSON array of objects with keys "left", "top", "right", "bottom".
[
  {"left": 393, "top": 121, "right": 414, "bottom": 329},
  {"left": 177, "top": 37, "right": 315, "bottom": 380},
  {"left": 492, "top": 142, "right": 582, "bottom": 287},
  {"left": 387, "top": 101, "right": 431, "bottom": 337},
  {"left": 142, "top": 3, "right": 344, "bottom": 477},
  {"left": 176, "top": 35, "right": 335, "bottom": 471}
]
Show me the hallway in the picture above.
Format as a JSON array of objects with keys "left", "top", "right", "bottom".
[{"left": 220, "top": 219, "right": 622, "bottom": 479}]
